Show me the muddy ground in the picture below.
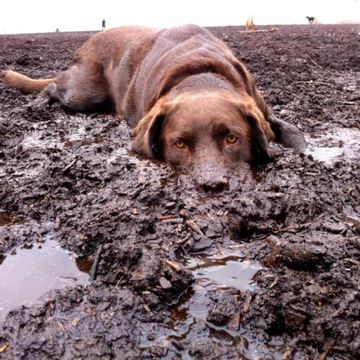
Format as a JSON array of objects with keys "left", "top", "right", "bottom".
[{"left": 0, "top": 24, "right": 360, "bottom": 359}]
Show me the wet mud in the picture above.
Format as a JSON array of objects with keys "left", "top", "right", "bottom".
[{"left": 0, "top": 24, "right": 359, "bottom": 359}]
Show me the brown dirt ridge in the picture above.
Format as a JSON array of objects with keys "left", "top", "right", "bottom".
[{"left": 0, "top": 24, "right": 360, "bottom": 359}]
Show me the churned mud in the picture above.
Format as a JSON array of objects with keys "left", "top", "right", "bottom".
[{"left": 0, "top": 24, "right": 359, "bottom": 359}]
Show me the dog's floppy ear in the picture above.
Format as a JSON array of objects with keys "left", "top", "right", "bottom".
[
  {"left": 231, "top": 59, "right": 306, "bottom": 152},
  {"left": 131, "top": 99, "right": 168, "bottom": 159},
  {"left": 237, "top": 98, "right": 275, "bottom": 164}
]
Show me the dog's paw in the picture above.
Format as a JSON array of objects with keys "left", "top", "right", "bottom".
[
  {"left": 268, "top": 115, "right": 307, "bottom": 152},
  {"left": 28, "top": 96, "right": 51, "bottom": 111}
]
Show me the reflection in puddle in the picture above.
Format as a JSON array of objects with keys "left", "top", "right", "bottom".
[
  {"left": 305, "top": 127, "right": 360, "bottom": 165},
  {"left": 141, "top": 251, "right": 274, "bottom": 358},
  {"left": 107, "top": 147, "right": 135, "bottom": 164},
  {"left": 306, "top": 146, "right": 344, "bottom": 163},
  {"left": 166, "top": 252, "right": 261, "bottom": 328},
  {"left": 187, "top": 253, "right": 261, "bottom": 292},
  {"left": 0, "top": 240, "right": 91, "bottom": 318},
  {"left": 20, "top": 128, "right": 102, "bottom": 151}
]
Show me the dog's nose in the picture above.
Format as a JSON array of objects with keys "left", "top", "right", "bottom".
[
  {"left": 194, "top": 163, "right": 229, "bottom": 192},
  {"left": 199, "top": 175, "right": 229, "bottom": 192}
]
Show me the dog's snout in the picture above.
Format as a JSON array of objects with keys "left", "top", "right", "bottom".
[
  {"left": 200, "top": 175, "right": 229, "bottom": 192},
  {"left": 193, "top": 161, "right": 229, "bottom": 192}
]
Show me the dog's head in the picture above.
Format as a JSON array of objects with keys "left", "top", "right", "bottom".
[{"left": 131, "top": 89, "right": 274, "bottom": 191}]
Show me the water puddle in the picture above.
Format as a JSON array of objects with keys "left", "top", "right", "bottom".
[
  {"left": 21, "top": 131, "right": 103, "bottom": 151},
  {"left": 186, "top": 252, "right": 262, "bottom": 292},
  {"left": 0, "top": 239, "right": 91, "bottom": 318},
  {"left": 140, "top": 251, "right": 281, "bottom": 358},
  {"left": 106, "top": 147, "right": 134, "bottom": 164},
  {"left": 61, "top": 137, "right": 104, "bottom": 149},
  {"left": 305, "top": 127, "right": 360, "bottom": 165},
  {"left": 20, "top": 132, "right": 62, "bottom": 150},
  {"left": 164, "top": 251, "right": 261, "bottom": 329}
]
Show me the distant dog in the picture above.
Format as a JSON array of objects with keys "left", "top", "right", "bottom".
[
  {"left": 1, "top": 24, "right": 306, "bottom": 190},
  {"left": 306, "top": 16, "right": 315, "bottom": 24}
]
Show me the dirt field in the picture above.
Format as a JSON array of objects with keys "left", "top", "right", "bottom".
[{"left": 0, "top": 24, "right": 360, "bottom": 359}]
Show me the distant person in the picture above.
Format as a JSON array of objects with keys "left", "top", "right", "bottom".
[
  {"left": 102, "top": 19, "right": 106, "bottom": 31},
  {"left": 306, "top": 16, "right": 315, "bottom": 24}
]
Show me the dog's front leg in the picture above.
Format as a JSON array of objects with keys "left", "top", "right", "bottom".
[{"left": 267, "top": 115, "right": 307, "bottom": 152}]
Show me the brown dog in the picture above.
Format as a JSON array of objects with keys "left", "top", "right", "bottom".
[{"left": 1, "top": 24, "right": 306, "bottom": 191}]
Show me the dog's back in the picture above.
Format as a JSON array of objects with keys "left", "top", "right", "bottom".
[
  {"left": 2, "top": 25, "right": 261, "bottom": 123},
  {"left": 74, "top": 26, "right": 159, "bottom": 71},
  {"left": 124, "top": 24, "right": 234, "bottom": 124},
  {"left": 119, "top": 24, "right": 263, "bottom": 126}
]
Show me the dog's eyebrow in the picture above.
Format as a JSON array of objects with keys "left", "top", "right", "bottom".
[
  {"left": 166, "top": 130, "right": 196, "bottom": 143},
  {"left": 212, "top": 122, "right": 230, "bottom": 134},
  {"left": 212, "top": 120, "right": 247, "bottom": 138}
]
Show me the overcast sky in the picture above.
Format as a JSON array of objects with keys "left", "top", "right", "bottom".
[{"left": 1, "top": 0, "right": 360, "bottom": 34}]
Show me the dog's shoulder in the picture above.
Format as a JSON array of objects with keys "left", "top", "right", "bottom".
[
  {"left": 86, "top": 26, "right": 160, "bottom": 47},
  {"left": 72, "top": 26, "right": 161, "bottom": 67}
]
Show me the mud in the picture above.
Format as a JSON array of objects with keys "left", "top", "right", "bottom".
[{"left": 0, "top": 24, "right": 359, "bottom": 359}]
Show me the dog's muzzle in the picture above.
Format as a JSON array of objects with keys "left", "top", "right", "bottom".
[{"left": 192, "top": 160, "right": 230, "bottom": 192}]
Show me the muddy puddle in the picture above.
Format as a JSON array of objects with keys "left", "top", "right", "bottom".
[
  {"left": 142, "top": 251, "right": 282, "bottom": 359},
  {"left": 305, "top": 127, "right": 360, "bottom": 165},
  {"left": 21, "top": 129, "right": 103, "bottom": 151},
  {"left": 0, "top": 237, "right": 90, "bottom": 318},
  {"left": 186, "top": 250, "right": 261, "bottom": 292}
]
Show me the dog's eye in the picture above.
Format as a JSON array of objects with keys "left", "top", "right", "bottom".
[
  {"left": 175, "top": 141, "right": 186, "bottom": 149},
  {"left": 226, "top": 135, "right": 238, "bottom": 144}
]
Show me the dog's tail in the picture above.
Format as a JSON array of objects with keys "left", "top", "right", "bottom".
[{"left": 1, "top": 70, "right": 55, "bottom": 93}]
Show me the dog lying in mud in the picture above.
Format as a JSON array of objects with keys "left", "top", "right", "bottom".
[{"left": 2, "top": 24, "right": 306, "bottom": 191}]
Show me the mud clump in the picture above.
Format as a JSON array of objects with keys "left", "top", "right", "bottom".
[{"left": 0, "top": 25, "right": 360, "bottom": 359}]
